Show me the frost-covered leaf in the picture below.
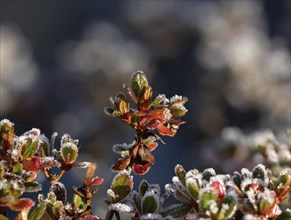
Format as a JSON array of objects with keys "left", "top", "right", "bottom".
[
  {"left": 175, "top": 164, "right": 186, "bottom": 187},
  {"left": 60, "top": 142, "right": 78, "bottom": 165},
  {"left": 23, "top": 156, "right": 41, "bottom": 171},
  {"left": 202, "top": 168, "right": 216, "bottom": 181},
  {"left": 139, "top": 180, "right": 149, "bottom": 197},
  {"left": 89, "top": 177, "right": 104, "bottom": 186},
  {"left": 73, "top": 194, "right": 87, "bottom": 212},
  {"left": 218, "top": 196, "right": 237, "bottom": 219},
  {"left": 186, "top": 177, "right": 200, "bottom": 200},
  {"left": 174, "top": 188, "right": 192, "bottom": 204},
  {"left": 160, "top": 203, "right": 192, "bottom": 218},
  {"left": 24, "top": 181, "right": 42, "bottom": 192},
  {"left": 50, "top": 182, "right": 67, "bottom": 204},
  {"left": 29, "top": 200, "right": 46, "bottom": 220},
  {"left": 142, "top": 190, "right": 159, "bottom": 214},
  {"left": 274, "top": 169, "right": 291, "bottom": 201},
  {"left": 112, "top": 143, "right": 131, "bottom": 155},
  {"left": 21, "top": 139, "right": 39, "bottom": 159},
  {"left": 200, "top": 189, "right": 218, "bottom": 212},
  {"left": 110, "top": 171, "right": 133, "bottom": 203},
  {"left": 52, "top": 200, "right": 63, "bottom": 216},
  {"left": 131, "top": 71, "right": 149, "bottom": 99},
  {"left": 104, "top": 107, "right": 115, "bottom": 116},
  {"left": 7, "top": 198, "right": 35, "bottom": 211},
  {"left": 252, "top": 164, "right": 267, "bottom": 181}
]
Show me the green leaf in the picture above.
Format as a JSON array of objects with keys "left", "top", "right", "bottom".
[
  {"left": 174, "top": 188, "right": 192, "bottom": 204},
  {"left": 252, "top": 164, "right": 266, "bottom": 181},
  {"left": 175, "top": 164, "right": 186, "bottom": 186},
  {"left": 52, "top": 201, "right": 63, "bottom": 217},
  {"left": 169, "top": 105, "right": 187, "bottom": 118},
  {"left": 21, "top": 139, "right": 39, "bottom": 159},
  {"left": 12, "top": 163, "right": 23, "bottom": 174},
  {"left": 110, "top": 172, "right": 133, "bottom": 203},
  {"left": 40, "top": 141, "right": 50, "bottom": 157},
  {"left": 112, "top": 144, "right": 131, "bottom": 155},
  {"left": 186, "top": 179, "right": 200, "bottom": 200},
  {"left": 160, "top": 203, "right": 192, "bottom": 218},
  {"left": 60, "top": 143, "right": 78, "bottom": 165},
  {"left": 139, "top": 180, "right": 149, "bottom": 197},
  {"left": 200, "top": 190, "right": 218, "bottom": 212},
  {"left": 217, "top": 197, "right": 237, "bottom": 220},
  {"left": 150, "top": 94, "right": 166, "bottom": 108},
  {"left": 73, "top": 194, "right": 87, "bottom": 212},
  {"left": 24, "top": 181, "right": 42, "bottom": 192},
  {"left": 29, "top": 201, "right": 46, "bottom": 220},
  {"left": 142, "top": 193, "right": 159, "bottom": 214},
  {"left": 131, "top": 71, "right": 149, "bottom": 99},
  {"left": 202, "top": 168, "right": 216, "bottom": 181}
]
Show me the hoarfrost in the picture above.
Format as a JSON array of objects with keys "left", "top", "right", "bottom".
[
  {"left": 258, "top": 189, "right": 276, "bottom": 205},
  {"left": 206, "top": 200, "right": 218, "bottom": 215},
  {"left": 0, "top": 118, "right": 14, "bottom": 127},
  {"left": 141, "top": 189, "right": 160, "bottom": 208},
  {"left": 202, "top": 168, "right": 216, "bottom": 176},
  {"left": 170, "top": 95, "right": 183, "bottom": 103},
  {"left": 109, "top": 203, "right": 133, "bottom": 213},
  {"left": 140, "top": 213, "right": 164, "bottom": 220}
]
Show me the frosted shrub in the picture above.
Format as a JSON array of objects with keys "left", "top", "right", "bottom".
[{"left": 0, "top": 71, "right": 290, "bottom": 220}]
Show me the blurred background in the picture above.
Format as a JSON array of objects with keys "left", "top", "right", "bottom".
[{"left": 1, "top": 0, "right": 290, "bottom": 216}]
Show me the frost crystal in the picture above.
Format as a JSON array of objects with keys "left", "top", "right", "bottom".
[
  {"left": 240, "top": 168, "right": 252, "bottom": 178},
  {"left": 109, "top": 203, "right": 133, "bottom": 213},
  {"left": 245, "top": 189, "right": 257, "bottom": 210},
  {"left": 107, "top": 189, "right": 116, "bottom": 198},
  {"left": 0, "top": 118, "right": 14, "bottom": 127},
  {"left": 202, "top": 168, "right": 216, "bottom": 176},
  {"left": 165, "top": 184, "right": 175, "bottom": 194},
  {"left": 258, "top": 189, "right": 276, "bottom": 205},
  {"left": 170, "top": 95, "right": 183, "bottom": 103},
  {"left": 207, "top": 200, "right": 218, "bottom": 215},
  {"left": 142, "top": 189, "right": 160, "bottom": 207},
  {"left": 74, "top": 161, "right": 91, "bottom": 168}
]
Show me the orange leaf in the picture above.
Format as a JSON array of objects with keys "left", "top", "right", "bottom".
[{"left": 157, "top": 124, "right": 175, "bottom": 137}]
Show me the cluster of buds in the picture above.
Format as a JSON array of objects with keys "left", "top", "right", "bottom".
[
  {"left": 105, "top": 71, "right": 188, "bottom": 174},
  {"left": 0, "top": 119, "right": 103, "bottom": 219}
]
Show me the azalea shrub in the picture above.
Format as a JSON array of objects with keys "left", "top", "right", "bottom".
[{"left": 0, "top": 71, "right": 290, "bottom": 220}]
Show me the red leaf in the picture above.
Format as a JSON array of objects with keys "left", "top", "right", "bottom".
[
  {"left": 85, "top": 177, "right": 104, "bottom": 187},
  {"left": 23, "top": 156, "right": 40, "bottom": 171},
  {"left": 133, "top": 163, "right": 151, "bottom": 175},
  {"left": 210, "top": 181, "right": 225, "bottom": 200},
  {"left": 149, "top": 142, "right": 158, "bottom": 151},
  {"left": 7, "top": 198, "right": 35, "bottom": 211},
  {"left": 157, "top": 124, "right": 175, "bottom": 137}
]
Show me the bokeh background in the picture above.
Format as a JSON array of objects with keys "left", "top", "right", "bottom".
[{"left": 1, "top": 0, "right": 290, "bottom": 217}]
